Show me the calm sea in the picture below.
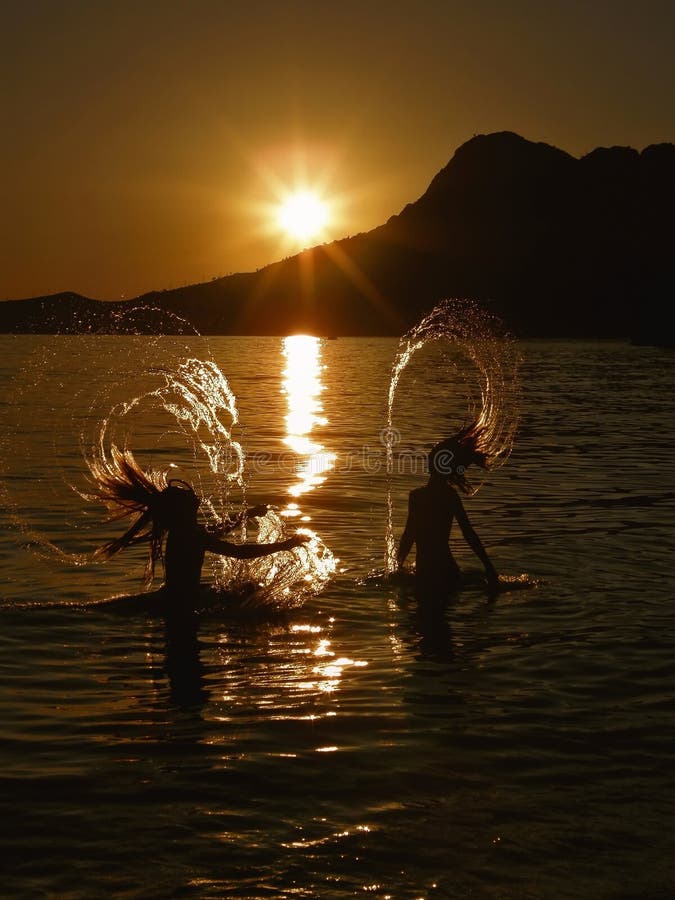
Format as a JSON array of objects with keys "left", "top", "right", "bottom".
[{"left": 1, "top": 335, "right": 674, "bottom": 899}]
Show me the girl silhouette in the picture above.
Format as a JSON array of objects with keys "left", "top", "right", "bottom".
[
  {"left": 397, "top": 421, "right": 499, "bottom": 599},
  {"left": 89, "top": 447, "right": 309, "bottom": 603}
]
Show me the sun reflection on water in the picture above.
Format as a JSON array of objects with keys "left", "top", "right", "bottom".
[
  {"left": 198, "top": 618, "right": 367, "bottom": 733},
  {"left": 309, "top": 637, "right": 368, "bottom": 694},
  {"left": 281, "top": 335, "right": 336, "bottom": 515}
]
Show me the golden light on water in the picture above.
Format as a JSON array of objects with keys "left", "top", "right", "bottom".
[
  {"left": 281, "top": 335, "right": 336, "bottom": 513},
  {"left": 309, "top": 638, "right": 368, "bottom": 695}
]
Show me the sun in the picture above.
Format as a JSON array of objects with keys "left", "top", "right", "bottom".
[{"left": 276, "top": 190, "right": 329, "bottom": 243}]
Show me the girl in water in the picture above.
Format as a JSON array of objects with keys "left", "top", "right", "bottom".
[
  {"left": 397, "top": 421, "right": 499, "bottom": 599},
  {"left": 89, "top": 447, "right": 309, "bottom": 603}
]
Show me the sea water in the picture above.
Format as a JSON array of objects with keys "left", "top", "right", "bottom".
[{"left": 1, "top": 334, "right": 675, "bottom": 898}]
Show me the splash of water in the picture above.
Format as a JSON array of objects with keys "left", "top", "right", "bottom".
[
  {"left": 85, "top": 356, "right": 336, "bottom": 608},
  {"left": 87, "top": 358, "right": 245, "bottom": 524},
  {"left": 1, "top": 328, "right": 334, "bottom": 608},
  {"left": 215, "top": 509, "right": 336, "bottom": 609},
  {"left": 384, "top": 298, "right": 521, "bottom": 572}
]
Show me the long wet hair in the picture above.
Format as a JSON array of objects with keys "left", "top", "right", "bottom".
[
  {"left": 428, "top": 419, "right": 490, "bottom": 493},
  {"left": 87, "top": 446, "right": 194, "bottom": 586}
]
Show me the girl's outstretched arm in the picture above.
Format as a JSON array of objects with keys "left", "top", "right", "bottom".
[{"left": 203, "top": 532, "right": 309, "bottom": 559}]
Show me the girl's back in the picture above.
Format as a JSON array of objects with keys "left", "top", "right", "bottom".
[{"left": 410, "top": 480, "right": 459, "bottom": 579}]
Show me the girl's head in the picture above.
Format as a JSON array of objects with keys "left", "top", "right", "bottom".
[
  {"left": 87, "top": 447, "right": 199, "bottom": 586},
  {"left": 428, "top": 420, "right": 489, "bottom": 492},
  {"left": 158, "top": 479, "right": 201, "bottom": 521}
]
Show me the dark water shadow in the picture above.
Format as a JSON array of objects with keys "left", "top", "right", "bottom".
[
  {"left": 392, "top": 569, "right": 533, "bottom": 665},
  {"left": 148, "top": 595, "right": 330, "bottom": 715},
  {"left": 162, "top": 608, "right": 209, "bottom": 710},
  {"left": 394, "top": 577, "right": 461, "bottom": 664}
]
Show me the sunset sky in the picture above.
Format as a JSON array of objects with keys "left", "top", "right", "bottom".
[{"left": 2, "top": 0, "right": 674, "bottom": 301}]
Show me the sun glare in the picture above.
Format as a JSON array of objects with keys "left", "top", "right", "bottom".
[{"left": 277, "top": 190, "right": 329, "bottom": 243}]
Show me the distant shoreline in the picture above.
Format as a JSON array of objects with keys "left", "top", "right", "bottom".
[{"left": 3, "top": 132, "right": 674, "bottom": 348}]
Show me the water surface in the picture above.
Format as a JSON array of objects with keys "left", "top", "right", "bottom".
[{"left": 1, "top": 336, "right": 674, "bottom": 898}]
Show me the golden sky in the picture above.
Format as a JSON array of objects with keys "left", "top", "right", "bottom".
[{"left": 2, "top": 0, "right": 674, "bottom": 301}]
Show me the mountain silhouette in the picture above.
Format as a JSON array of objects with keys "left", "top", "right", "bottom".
[{"left": 2, "top": 131, "right": 673, "bottom": 344}]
